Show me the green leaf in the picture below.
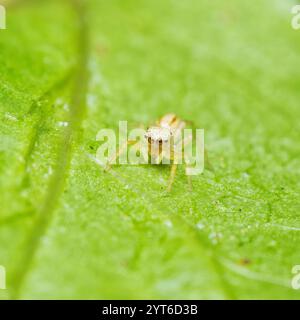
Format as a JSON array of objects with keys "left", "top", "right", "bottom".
[{"left": 0, "top": 0, "right": 299, "bottom": 299}]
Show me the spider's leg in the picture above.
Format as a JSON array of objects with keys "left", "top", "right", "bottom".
[
  {"left": 155, "top": 151, "right": 163, "bottom": 164},
  {"left": 129, "top": 140, "right": 149, "bottom": 164},
  {"left": 167, "top": 163, "right": 177, "bottom": 192},
  {"left": 182, "top": 133, "right": 193, "bottom": 148},
  {"left": 105, "top": 139, "right": 135, "bottom": 171},
  {"left": 182, "top": 132, "right": 194, "bottom": 165}
]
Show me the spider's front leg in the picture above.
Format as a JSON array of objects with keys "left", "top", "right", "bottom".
[
  {"left": 105, "top": 139, "right": 136, "bottom": 171},
  {"left": 167, "top": 163, "right": 177, "bottom": 192},
  {"left": 166, "top": 136, "right": 192, "bottom": 192}
]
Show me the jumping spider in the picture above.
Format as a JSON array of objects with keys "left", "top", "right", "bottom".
[{"left": 106, "top": 113, "right": 198, "bottom": 192}]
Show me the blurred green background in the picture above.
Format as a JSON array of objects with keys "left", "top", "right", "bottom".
[{"left": 0, "top": 0, "right": 300, "bottom": 299}]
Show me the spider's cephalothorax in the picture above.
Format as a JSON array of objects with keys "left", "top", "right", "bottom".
[
  {"left": 144, "top": 126, "right": 172, "bottom": 144},
  {"left": 144, "top": 114, "right": 186, "bottom": 164},
  {"left": 146, "top": 113, "right": 186, "bottom": 142}
]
